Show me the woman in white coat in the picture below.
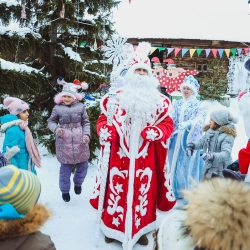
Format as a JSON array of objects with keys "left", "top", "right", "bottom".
[{"left": 168, "top": 75, "right": 208, "bottom": 200}]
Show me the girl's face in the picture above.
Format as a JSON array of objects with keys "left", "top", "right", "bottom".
[
  {"left": 209, "top": 118, "right": 220, "bottom": 130},
  {"left": 62, "top": 95, "right": 74, "bottom": 105},
  {"left": 182, "top": 86, "right": 193, "bottom": 98},
  {"left": 18, "top": 110, "right": 29, "bottom": 121}
]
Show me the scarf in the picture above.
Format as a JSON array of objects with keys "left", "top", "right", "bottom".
[{"left": 19, "top": 120, "right": 42, "bottom": 168}]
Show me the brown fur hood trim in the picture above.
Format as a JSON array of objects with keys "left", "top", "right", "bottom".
[
  {"left": 0, "top": 204, "right": 52, "bottom": 240},
  {"left": 183, "top": 178, "right": 250, "bottom": 250},
  {"left": 203, "top": 124, "right": 237, "bottom": 138}
]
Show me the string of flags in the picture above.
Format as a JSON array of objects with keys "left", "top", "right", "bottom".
[{"left": 140, "top": 46, "right": 249, "bottom": 58}]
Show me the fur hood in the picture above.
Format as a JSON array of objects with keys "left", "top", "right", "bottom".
[
  {"left": 0, "top": 204, "right": 52, "bottom": 240},
  {"left": 183, "top": 178, "right": 250, "bottom": 250},
  {"left": 203, "top": 124, "right": 237, "bottom": 138}
]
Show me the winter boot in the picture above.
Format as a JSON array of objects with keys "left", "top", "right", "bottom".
[
  {"left": 62, "top": 193, "right": 70, "bottom": 202},
  {"left": 137, "top": 234, "right": 148, "bottom": 246},
  {"left": 105, "top": 236, "right": 115, "bottom": 243},
  {"left": 223, "top": 169, "right": 245, "bottom": 181},
  {"left": 74, "top": 186, "right": 82, "bottom": 195}
]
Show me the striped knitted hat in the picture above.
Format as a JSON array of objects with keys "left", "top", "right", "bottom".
[{"left": 0, "top": 165, "right": 41, "bottom": 215}]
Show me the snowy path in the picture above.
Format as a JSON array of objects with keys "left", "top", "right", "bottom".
[{"left": 36, "top": 154, "right": 168, "bottom": 250}]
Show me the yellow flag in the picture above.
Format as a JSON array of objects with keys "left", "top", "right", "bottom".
[
  {"left": 150, "top": 47, "right": 157, "bottom": 55},
  {"left": 225, "top": 49, "right": 230, "bottom": 58},
  {"left": 189, "top": 49, "right": 196, "bottom": 58}
]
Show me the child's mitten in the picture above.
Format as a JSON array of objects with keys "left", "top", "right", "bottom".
[
  {"left": 202, "top": 152, "right": 214, "bottom": 161},
  {"left": 186, "top": 143, "right": 195, "bottom": 156},
  {"left": 4, "top": 146, "right": 20, "bottom": 163},
  {"left": 82, "top": 135, "right": 90, "bottom": 144}
]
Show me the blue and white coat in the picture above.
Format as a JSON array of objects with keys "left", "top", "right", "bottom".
[{"left": 168, "top": 95, "right": 207, "bottom": 199}]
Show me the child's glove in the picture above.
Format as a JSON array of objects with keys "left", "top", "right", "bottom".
[
  {"left": 202, "top": 152, "right": 214, "bottom": 161},
  {"left": 55, "top": 128, "right": 64, "bottom": 137},
  {"left": 186, "top": 143, "right": 195, "bottom": 156},
  {"left": 82, "top": 135, "right": 90, "bottom": 144},
  {"left": 4, "top": 146, "right": 20, "bottom": 163},
  {"left": 178, "top": 120, "right": 191, "bottom": 130},
  {"left": 141, "top": 126, "right": 162, "bottom": 142},
  {"left": 99, "top": 125, "right": 116, "bottom": 142}
]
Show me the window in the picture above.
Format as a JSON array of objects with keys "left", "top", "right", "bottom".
[{"left": 197, "top": 64, "right": 207, "bottom": 72}]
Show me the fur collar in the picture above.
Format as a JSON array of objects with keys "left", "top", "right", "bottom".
[
  {"left": 0, "top": 204, "right": 52, "bottom": 240},
  {"left": 1, "top": 119, "right": 22, "bottom": 132},
  {"left": 202, "top": 124, "right": 237, "bottom": 138}
]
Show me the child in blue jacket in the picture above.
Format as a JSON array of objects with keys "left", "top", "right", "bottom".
[{"left": 0, "top": 97, "right": 41, "bottom": 174}]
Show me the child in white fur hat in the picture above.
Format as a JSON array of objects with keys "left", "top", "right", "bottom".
[{"left": 186, "top": 109, "right": 238, "bottom": 179}]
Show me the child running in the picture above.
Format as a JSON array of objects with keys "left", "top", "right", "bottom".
[
  {"left": 48, "top": 78, "right": 90, "bottom": 202},
  {"left": 0, "top": 97, "right": 41, "bottom": 174},
  {"left": 186, "top": 109, "right": 238, "bottom": 180}
]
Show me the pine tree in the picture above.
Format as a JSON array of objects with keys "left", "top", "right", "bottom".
[
  {"left": 0, "top": 0, "right": 119, "bottom": 162},
  {"left": 199, "top": 59, "right": 228, "bottom": 101}
]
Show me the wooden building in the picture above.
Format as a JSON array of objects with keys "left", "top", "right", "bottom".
[{"left": 127, "top": 38, "right": 247, "bottom": 79}]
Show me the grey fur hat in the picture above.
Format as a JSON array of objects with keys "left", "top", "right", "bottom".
[{"left": 210, "top": 109, "right": 238, "bottom": 126}]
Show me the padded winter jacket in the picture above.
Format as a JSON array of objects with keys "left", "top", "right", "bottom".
[
  {"left": 47, "top": 101, "right": 90, "bottom": 164},
  {"left": 0, "top": 204, "right": 56, "bottom": 250},
  {"left": 0, "top": 114, "right": 36, "bottom": 174},
  {"left": 193, "top": 124, "right": 237, "bottom": 179}
]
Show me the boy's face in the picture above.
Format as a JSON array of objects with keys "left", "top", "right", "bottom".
[
  {"left": 62, "top": 95, "right": 74, "bottom": 105},
  {"left": 18, "top": 110, "right": 29, "bottom": 121}
]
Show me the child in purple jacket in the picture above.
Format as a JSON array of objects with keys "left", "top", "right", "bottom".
[{"left": 48, "top": 78, "right": 90, "bottom": 202}]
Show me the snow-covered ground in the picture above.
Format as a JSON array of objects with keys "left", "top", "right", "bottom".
[{"left": 0, "top": 97, "right": 247, "bottom": 250}]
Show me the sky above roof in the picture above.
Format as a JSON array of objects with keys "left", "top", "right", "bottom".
[{"left": 112, "top": 0, "right": 250, "bottom": 43}]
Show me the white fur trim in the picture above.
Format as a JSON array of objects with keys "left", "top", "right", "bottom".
[
  {"left": 126, "top": 63, "right": 153, "bottom": 77},
  {"left": 180, "top": 82, "right": 198, "bottom": 96},
  {"left": 154, "top": 127, "right": 163, "bottom": 140},
  {"left": 1, "top": 119, "right": 22, "bottom": 132}
]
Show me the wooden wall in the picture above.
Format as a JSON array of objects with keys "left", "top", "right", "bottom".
[{"left": 127, "top": 38, "right": 246, "bottom": 80}]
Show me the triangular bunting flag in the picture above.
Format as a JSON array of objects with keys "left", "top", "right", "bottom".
[
  {"left": 211, "top": 49, "right": 218, "bottom": 58},
  {"left": 80, "top": 41, "right": 87, "bottom": 47},
  {"left": 244, "top": 48, "right": 249, "bottom": 55},
  {"left": 225, "top": 49, "right": 230, "bottom": 58},
  {"left": 205, "top": 49, "right": 211, "bottom": 58},
  {"left": 231, "top": 48, "right": 236, "bottom": 56},
  {"left": 237, "top": 48, "right": 243, "bottom": 55},
  {"left": 167, "top": 48, "right": 174, "bottom": 56},
  {"left": 182, "top": 48, "right": 189, "bottom": 57},
  {"left": 190, "top": 49, "right": 196, "bottom": 58},
  {"left": 174, "top": 48, "right": 181, "bottom": 57},
  {"left": 150, "top": 47, "right": 157, "bottom": 55},
  {"left": 218, "top": 49, "right": 224, "bottom": 59},
  {"left": 196, "top": 49, "right": 203, "bottom": 57},
  {"left": 158, "top": 47, "right": 166, "bottom": 52}
]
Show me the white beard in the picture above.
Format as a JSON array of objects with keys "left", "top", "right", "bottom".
[{"left": 118, "top": 74, "right": 162, "bottom": 129}]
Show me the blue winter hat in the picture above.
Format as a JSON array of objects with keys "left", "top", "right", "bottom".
[{"left": 180, "top": 75, "right": 200, "bottom": 96}]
